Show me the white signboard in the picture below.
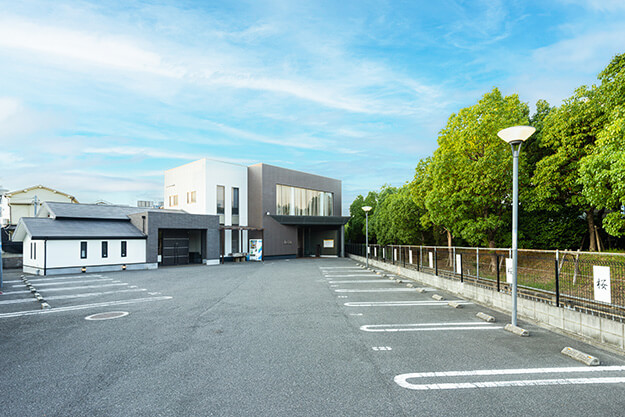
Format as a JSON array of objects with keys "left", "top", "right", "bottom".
[
  {"left": 383, "top": 248, "right": 386, "bottom": 259},
  {"left": 366, "top": 245, "right": 370, "bottom": 254},
  {"left": 394, "top": 249, "right": 397, "bottom": 261},
  {"left": 324, "top": 239, "right": 334, "bottom": 248},
  {"left": 428, "top": 252, "right": 433, "bottom": 269},
  {"left": 455, "top": 254, "right": 462, "bottom": 274},
  {"left": 593, "top": 266, "right": 611, "bottom": 303},
  {"left": 374, "top": 247, "right": 377, "bottom": 257},
  {"left": 505, "top": 258, "right": 513, "bottom": 283},
  {"left": 409, "top": 250, "right": 413, "bottom": 264}
]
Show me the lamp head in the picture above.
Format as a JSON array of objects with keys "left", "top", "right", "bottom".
[
  {"left": 362, "top": 206, "right": 372, "bottom": 213},
  {"left": 497, "top": 126, "right": 536, "bottom": 145}
]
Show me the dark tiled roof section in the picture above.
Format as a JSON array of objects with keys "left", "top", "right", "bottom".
[
  {"left": 44, "top": 201, "right": 182, "bottom": 220},
  {"left": 20, "top": 218, "right": 146, "bottom": 239}
]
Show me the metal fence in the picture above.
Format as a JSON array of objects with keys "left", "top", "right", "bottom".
[{"left": 345, "top": 243, "right": 625, "bottom": 321}]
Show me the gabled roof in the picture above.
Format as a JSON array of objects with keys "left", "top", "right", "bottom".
[
  {"left": 4, "top": 185, "right": 78, "bottom": 202},
  {"left": 41, "top": 201, "right": 157, "bottom": 220},
  {"left": 13, "top": 218, "right": 146, "bottom": 241}
]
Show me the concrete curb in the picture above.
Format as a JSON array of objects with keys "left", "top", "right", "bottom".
[
  {"left": 561, "top": 346, "right": 600, "bottom": 366},
  {"left": 476, "top": 312, "right": 496, "bottom": 322},
  {"left": 432, "top": 294, "right": 444, "bottom": 301},
  {"left": 504, "top": 323, "right": 530, "bottom": 337}
]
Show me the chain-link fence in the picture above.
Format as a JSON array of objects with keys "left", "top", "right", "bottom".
[{"left": 345, "top": 243, "right": 625, "bottom": 321}]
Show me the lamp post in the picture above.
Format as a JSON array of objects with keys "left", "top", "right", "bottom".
[
  {"left": 497, "top": 125, "right": 536, "bottom": 327},
  {"left": 362, "top": 206, "right": 372, "bottom": 268}
]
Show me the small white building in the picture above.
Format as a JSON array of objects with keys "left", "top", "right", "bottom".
[
  {"left": 164, "top": 158, "right": 248, "bottom": 256},
  {"left": 13, "top": 201, "right": 221, "bottom": 275}
]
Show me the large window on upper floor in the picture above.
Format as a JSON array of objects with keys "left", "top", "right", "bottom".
[{"left": 276, "top": 185, "right": 334, "bottom": 216}]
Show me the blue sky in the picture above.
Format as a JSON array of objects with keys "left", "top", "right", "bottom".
[{"left": 1, "top": 0, "right": 624, "bottom": 213}]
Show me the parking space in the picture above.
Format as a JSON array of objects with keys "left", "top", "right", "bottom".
[
  {"left": 319, "top": 260, "right": 625, "bottom": 415},
  {"left": 0, "top": 270, "right": 172, "bottom": 319},
  {"left": 2, "top": 259, "right": 625, "bottom": 416}
]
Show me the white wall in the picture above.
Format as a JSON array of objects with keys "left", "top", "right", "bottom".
[
  {"left": 22, "top": 236, "right": 45, "bottom": 269},
  {"left": 165, "top": 158, "right": 249, "bottom": 254},
  {"left": 164, "top": 159, "right": 207, "bottom": 214},
  {"left": 46, "top": 239, "right": 146, "bottom": 268}
]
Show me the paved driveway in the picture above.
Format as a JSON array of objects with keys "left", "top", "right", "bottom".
[{"left": 1, "top": 259, "right": 625, "bottom": 416}]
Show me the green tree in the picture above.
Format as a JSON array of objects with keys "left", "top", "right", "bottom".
[
  {"left": 346, "top": 191, "right": 379, "bottom": 243},
  {"left": 530, "top": 85, "right": 606, "bottom": 251},
  {"left": 374, "top": 185, "right": 424, "bottom": 245},
  {"left": 579, "top": 54, "right": 625, "bottom": 238},
  {"left": 425, "top": 87, "right": 530, "bottom": 249}
]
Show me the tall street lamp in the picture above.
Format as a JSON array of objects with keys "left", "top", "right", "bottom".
[
  {"left": 362, "top": 206, "right": 372, "bottom": 268},
  {"left": 497, "top": 125, "right": 536, "bottom": 327}
]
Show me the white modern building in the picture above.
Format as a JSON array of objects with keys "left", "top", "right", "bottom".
[
  {"left": 165, "top": 159, "right": 349, "bottom": 260},
  {"left": 164, "top": 158, "right": 249, "bottom": 257}
]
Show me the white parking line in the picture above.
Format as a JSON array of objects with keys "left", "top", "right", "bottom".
[
  {"left": 35, "top": 283, "right": 129, "bottom": 292},
  {"left": 324, "top": 274, "right": 379, "bottom": 278},
  {"left": 335, "top": 288, "right": 418, "bottom": 293},
  {"left": 2, "top": 274, "right": 106, "bottom": 284},
  {"left": 12, "top": 278, "right": 113, "bottom": 288},
  {"left": 360, "top": 322, "right": 502, "bottom": 332},
  {"left": 15, "top": 274, "right": 105, "bottom": 283},
  {"left": 328, "top": 280, "right": 389, "bottom": 284},
  {"left": 345, "top": 301, "right": 472, "bottom": 307},
  {"left": 320, "top": 267, "right": 363, "bottom": 269},
  {"left": 45, "top": 288, "right": 147, "bottom": 301},
  {"left": 0, "top": 298, "right": 40, "bottom": 305},
  {"left": 0, "top": 290, "right": 32, "bottom": 296},
  {"left": 395, "top": 366, "right": 625, "bottom": 390},
  {"left": 396, "top": 365, "right": 625, "bottom": 379},
  {"left": 398, "top": 377, "right": 625, "bottom": 390},
  {"left": 0, "top": 296, "right": 173, "bottom": 319}
]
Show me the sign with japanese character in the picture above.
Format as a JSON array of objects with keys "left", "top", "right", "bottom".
[
  {"left": 428, "top": 252, "right": 433, "bottom": 269},
  {"left": 409, "top": 250, "right": 413, "bottom": 264},
  {"left": 455, "top": 254, "right": 462, "bottom": 274},
  {"left": 593, "top": 266, "right": 611, "bottom": 304}
]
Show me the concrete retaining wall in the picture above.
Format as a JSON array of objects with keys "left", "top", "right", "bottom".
[
  {"left": 349, "top": 254, "right": 625, "bottom": 353},
  {"left": 1, "top": 253, "right": 22, "bottom": 269}
]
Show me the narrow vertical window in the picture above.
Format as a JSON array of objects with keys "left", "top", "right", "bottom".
[
  {"left": 121, "top": 241, "right": 127, "bottom": 257},
  {"left": 80, "top": 241, "right": 87, "bottom": 259},
  {"left": 232, "top": 187, "right": 239, "bottom": 226},
  {"left": 217, "top": 185, "right": 225, "bottom": 225},
  {"left": 102, "top": 241, "right": 108, "bottom": 258}
]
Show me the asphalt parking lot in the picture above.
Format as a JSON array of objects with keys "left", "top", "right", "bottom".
[{"left": 2, "top": 258, "right": 625, "bottom": 416}]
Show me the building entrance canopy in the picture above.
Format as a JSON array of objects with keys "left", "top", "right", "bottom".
[{"left": 269, "top": 215, "right": 350, "bottom": 226}]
